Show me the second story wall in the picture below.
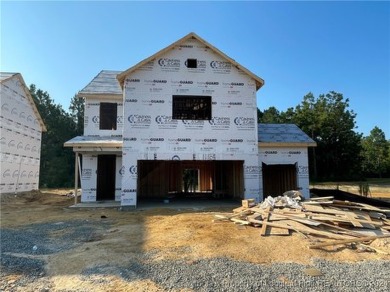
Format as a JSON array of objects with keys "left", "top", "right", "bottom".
[
  {"left": 122, "top": 38, "right": 259, "bottom": 160},
  {"left": 84, "top": 98, "right": 123, "bottom": 136}
]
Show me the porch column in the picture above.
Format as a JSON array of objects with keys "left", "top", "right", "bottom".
[{"left": 74, "top": 151, "right": 79, "bottom": 205}]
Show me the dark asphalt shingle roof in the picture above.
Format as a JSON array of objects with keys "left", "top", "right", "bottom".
[{"left": 258, "top": 123, "right": 316, "bottom": 145}]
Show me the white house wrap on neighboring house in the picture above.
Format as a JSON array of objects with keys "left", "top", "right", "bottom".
[
  {"left": 0, "top": 72, "right": 46, "bottom": 194},
  {"left": 64, "top": 32, "right": 316, "bottom": 206}
]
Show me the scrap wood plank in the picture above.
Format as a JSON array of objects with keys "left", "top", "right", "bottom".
[
  {"left": 308, "top": 234, "right": 390, "bottom": 249},
  {"left": 347, "top": 228, "right": 388, "bottom": 237},
  {"left": 345, "top": 214, "right": 368, "bottom": 229},
  {"left": 246, "top": 213, "right": 289, "bottom": 235},
  {"left": 213, "top": 214, "right": 231, "bottom": 221},
  {"left": 248, "top": 207, "right": 268, "bottom": 214},
  {"left": 308, "top": 212, "right": 381, "bottom": 229},
  {"left": 309, "top": 214, "right": 354, "bottom": 224},
  {"left": 368, "top": 211, "right": 387, "bottom": 220},
  {"left": 242, "top": 199, "right": 256, "bottom": 208},
  {"left": 248, "top": 218, "right": 354, "bottom": 240},
  {"left": 273, "top": 208, "right": 307, "bottom": 217},
  {"left": 230, "top": 218, "right": 251, "bottom": 225},
  {"left": 382, "top": 218, "right": 390, "bottom": 225},
  {"left": 358, "top": 244, "right": 389, "bottom": 255},
  {"left": 260, "top": 207, "right": 271, "bottom": 236},
  {"left": 303, "top": 204, "right": 346, "bottom": 216},
  {"left": 316, "top": 221, "right": 367, "bottom": 238},
  {"left": 304, "top": 204, "right": 384, "bottom": 226},
  {"left": 308, "top": 196, "right": 334, "bottom": 201},
  {"left": 280, "top": 220, "right": 355, "bottom": 240},
  {"left": 345, "top": 214, "right": 382, "bottom": 229},
  {"left": 268, "top": 211, "right": 322, "bottom": 226},
  {"left": 213, "top": 210, "right": 253, "bottom": 221},
  {"left": 356, "top": 203, "right": 388, "bottom": 212},
  {"left": 302, "top": 201, "right": 334, "bottom": 205}
]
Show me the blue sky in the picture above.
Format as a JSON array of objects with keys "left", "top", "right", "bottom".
[{"left": 1, "top": 1, "right": 389, "bottom": 138}]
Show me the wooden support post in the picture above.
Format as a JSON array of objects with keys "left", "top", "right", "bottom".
[{"left": 74, "top": 152, "right": 79, "bottom": 205}]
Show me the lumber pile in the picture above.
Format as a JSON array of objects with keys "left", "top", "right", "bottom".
[{"left": 214, "top": 195, "right": 390, "bottom": 251}]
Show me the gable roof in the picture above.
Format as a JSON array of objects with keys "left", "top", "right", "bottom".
[
  {"left": 0, "top": 72, "right": 17, "bottom": 82},
  {"left": 77, "top": 70, "right": 122, "bottom": 98},
  {"left": 117, "top": 32, "right": 265, "bottom": 90},
  {"left": 258, "top": 124, "right": 316, "bottom": 147},
  {"left": 0, "top": 72, "right": 47, "bottom": 132}
]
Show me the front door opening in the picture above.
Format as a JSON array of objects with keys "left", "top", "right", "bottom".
[{"left": 96, "top": 155, "right": 116, "bottom": 201}]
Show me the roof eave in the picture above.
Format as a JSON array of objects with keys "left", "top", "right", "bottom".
[
  {"left": 64, "top": 142, "right": 123, "bottom": 148},
  {"left": 76, "top": 93, "right": 123, "bottom": 99},
  {"left": 258, "top": 142, "right": 317, "bottom": 147}
]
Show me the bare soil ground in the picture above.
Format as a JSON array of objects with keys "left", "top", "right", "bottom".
[
  {"left": 311, "top": 183, "right": 390, "bottom": 201},
  {"left": 1, "top": 188, "right": 390, "bottom": 291}
]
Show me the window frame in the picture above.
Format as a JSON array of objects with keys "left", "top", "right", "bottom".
[
  {"left": 172, "top": 95, "right": 212, "bottom": 121},
  {"left": 99, "top": 102, "right": 117, "bottom": 130}
]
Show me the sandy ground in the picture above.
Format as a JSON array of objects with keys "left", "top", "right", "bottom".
[
  {"left": 310, "top": 183, "right": 390, "bottom": 201},
  {"left": 1, "top": 189, "right": 390, "bottom": 291}
]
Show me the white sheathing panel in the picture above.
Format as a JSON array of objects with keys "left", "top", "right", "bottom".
[
  {"left": 1, "top": 76, "right": 43, "bottom": 194},
  {"left": 115, "top": 155, "right": 122, "bottom": 201},
  {"left": 80, "top": 154, "right": 122, "bottom": 202},
  {"left": 259, "top": 146, "right": 310, "bottom": 199},
  {"left": 84, "top": 98, "right": 123, "bottom": 136},
  {"left": 80, "top": 154, "right": 97, "bottom": 202},
  {"left": 121, "top": 39, "right": 260, "bottom": 206}
]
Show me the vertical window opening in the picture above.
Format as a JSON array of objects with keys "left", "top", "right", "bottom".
[{"left": 100, "top": 102, "right": 117, "bottom": 130}]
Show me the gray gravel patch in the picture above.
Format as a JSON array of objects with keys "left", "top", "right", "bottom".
[
  {"left": 0, "top": 219, "right": 112, "bottom": 289},
  {"left": 82, "top": 256, "right": 390, "bottom": 292},
  {"left": 2, "top": 218, "right": 389, "bottom": 291}
]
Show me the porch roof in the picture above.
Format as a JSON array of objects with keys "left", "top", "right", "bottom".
[
  {"left": 258, "top": 124, "right": 317, "bottom": 147},
  {"left": 64, "top": 135, "right": 123, "bottom": 148}
]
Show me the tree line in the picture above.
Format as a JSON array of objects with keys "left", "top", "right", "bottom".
[
  {"left": 30, "top": 85, "right": 83, "bottom": 188},
  {"left": 30, "top": 85, "right": 389, "bottom": 188},
  {"left": 258, "top": 91, "right": 390, "bottom": 181}
]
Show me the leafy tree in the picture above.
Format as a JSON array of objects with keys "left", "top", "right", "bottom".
[
  {"left": 30, "top": 84, "right": 77, "bottom": 188},
  {"left": 361, "top": 127, "right": 389, "bottom": 177},
  {"left": 258, "top": 106, "right": 296, "bottom": 124},
  {"left": 258, "top": 106, "right": 282, "bottom": 123},
  {"left": 69, "top": 94, "right": 84, "bottom": 136},
  {"left": 292, "top": 91, "right": 362, "bottom": 181}
]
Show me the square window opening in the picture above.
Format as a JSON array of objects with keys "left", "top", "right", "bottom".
[
  {"left": 172, "top": 95, "right": 211, "bottom": 120},
  {"left": 187, "top": 58, "right": 197, "bottom": 68},
  {"left": 100, "top": 102, "right": 117, "bottom": 130}
]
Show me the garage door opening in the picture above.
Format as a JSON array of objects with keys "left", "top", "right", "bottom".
[
  {"left": 137, "top": 160, "right": 244, "bottom": 200},
  {"left": 262, "top": 163, "right": 297, "bottom": 197}
]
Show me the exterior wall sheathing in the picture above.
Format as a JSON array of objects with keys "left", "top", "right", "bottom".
[
  {"left": 259, "top": 146, "right": 311, "bottom": 199},
  {"left": 121, "top": 38, "right": 261, "bottom": 206},
  {"left": 0, "top": 77, "right": 43, "bottom": 193}
]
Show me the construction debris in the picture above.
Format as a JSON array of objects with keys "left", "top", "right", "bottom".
[{"left": 214, "top": 195, "right": 390, "bottom": 252}]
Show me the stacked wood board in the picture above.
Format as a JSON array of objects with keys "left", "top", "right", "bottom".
[{"left": 214, "top": 197, "right": 390, "bottom": 251}]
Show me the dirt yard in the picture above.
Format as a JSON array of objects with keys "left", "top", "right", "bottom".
[{"left": 1, "top": 189, "right": 390, "bottom": 291}]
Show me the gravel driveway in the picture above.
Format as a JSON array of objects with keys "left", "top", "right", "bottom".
[{"left": 1, "top": 219, "right": 389, "bottom": 291}]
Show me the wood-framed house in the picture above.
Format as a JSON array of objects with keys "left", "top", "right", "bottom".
[{"left": 64, "top": 33, "right": 316, "bottom": 206}]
